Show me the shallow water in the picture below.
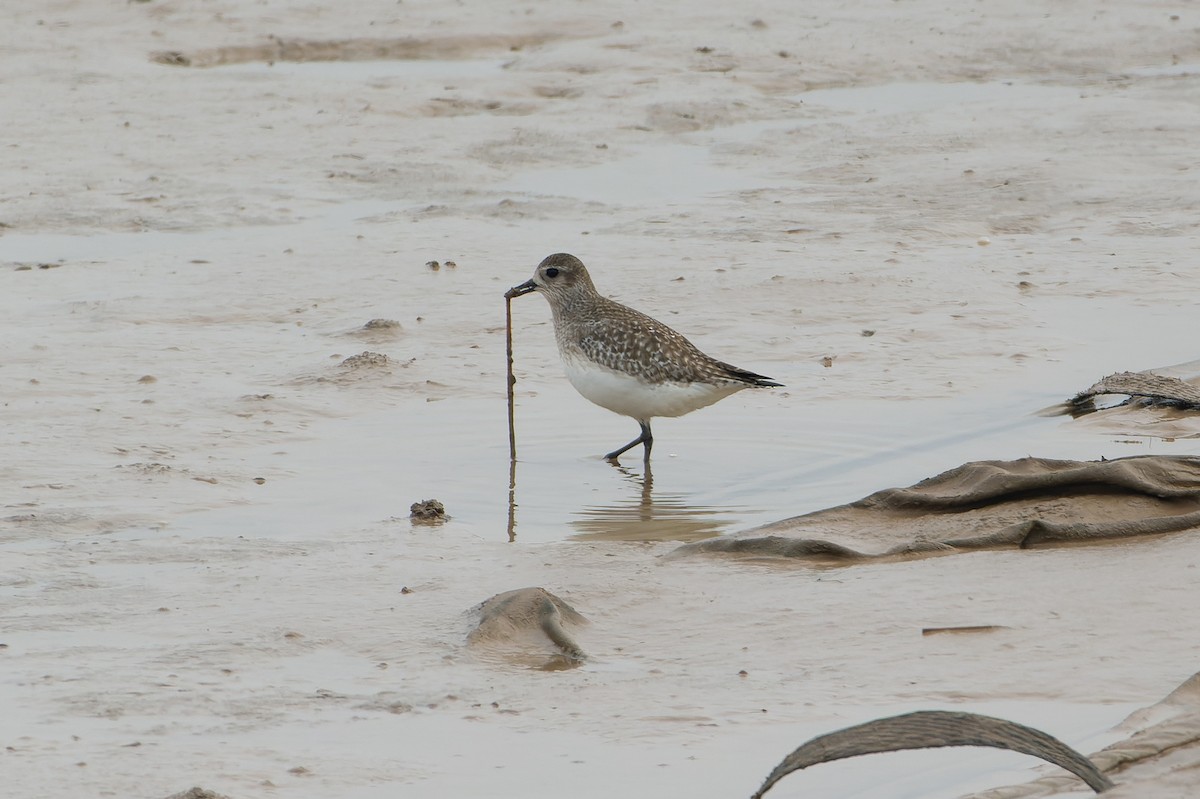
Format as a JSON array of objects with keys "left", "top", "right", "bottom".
[
  {"left": 163, "top": 360, "right": 1199, "bottom": 548},
  {"left": 794, "top": 80, "right": 1079, "bottom": 116},
  {"left": 501, "top": 144, "right": 768, "bottom": 204},
  {"left": 0, "top": 198, "right": 402, "bottom": 262},
  {"left": 502, "top": 80, "right": 1085, "bottom": 206}
]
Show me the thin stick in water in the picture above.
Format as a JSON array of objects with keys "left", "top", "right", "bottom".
[{"left": 506, "top": 295, "right": 517, "bottom": 461}]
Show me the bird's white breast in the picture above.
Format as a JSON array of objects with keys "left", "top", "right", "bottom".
[{"left": 561, "top": 354, "right": 743, "bottom": 421}]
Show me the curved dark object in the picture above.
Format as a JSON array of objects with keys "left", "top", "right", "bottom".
[
  {"left": 1070, "top": 370, "right": 1200, "bottom": 412},
  {"left": 752, "top": 710, "right": 1114, "bottom": 798}
]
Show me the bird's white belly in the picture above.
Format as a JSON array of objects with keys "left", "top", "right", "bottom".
[{"left": 562, "top": 356, "right": 742, "bottom": 420}]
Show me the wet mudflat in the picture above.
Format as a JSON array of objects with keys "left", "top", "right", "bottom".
[{"left": 3, "top": 2, "right": 1200, "bottom": 797}]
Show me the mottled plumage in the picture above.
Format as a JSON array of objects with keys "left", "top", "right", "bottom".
[{"left": 505, "top": 253, "right": 782, "bottom": 462}]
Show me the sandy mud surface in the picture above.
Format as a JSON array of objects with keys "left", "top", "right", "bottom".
[{"left": 3, "top": 1, "right": 1200, "bottom": 797}]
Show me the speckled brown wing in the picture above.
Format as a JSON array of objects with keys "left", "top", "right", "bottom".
[{"left": 572, "top": 297, "right": 772, "bottom": 385}]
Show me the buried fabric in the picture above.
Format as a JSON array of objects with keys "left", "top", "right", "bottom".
[
  {"left": 751, "top": 710, "right": 1114, "bottom": 798},
  {"left": 751, "top": 669, "right": 1200, "bottom": 799},
  {"left": 1043, "top": 361, "right": 1200, "bottom": 440},
  {"left": 676, "top": 456, "right": 1200, "bottom": 563},
  {"left": 959, "top": 670, "right": 1200, "bottom": 799}
]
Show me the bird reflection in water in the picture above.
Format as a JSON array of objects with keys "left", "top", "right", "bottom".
[
  {"left": 570, "top": 462, "right": 735, "bottom": 542},
  {"left": 505, "top": 457, "right": 739, "bottom": 543}
]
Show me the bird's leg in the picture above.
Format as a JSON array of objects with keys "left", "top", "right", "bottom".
[{"left": 605, "top": 420, "right": 653, "bottom": 463}]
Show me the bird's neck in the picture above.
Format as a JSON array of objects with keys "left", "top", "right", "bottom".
[{"left": 550, "top": 291, "right": 602, "bottom": 324}]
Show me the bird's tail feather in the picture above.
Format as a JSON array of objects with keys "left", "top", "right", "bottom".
[{"left": 718, "top": 362, "right": 783, "bottom": 388}]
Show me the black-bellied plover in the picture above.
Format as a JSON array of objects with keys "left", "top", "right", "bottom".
[{"left": 505, "top": 253, "right": 782, "bottom": 463}]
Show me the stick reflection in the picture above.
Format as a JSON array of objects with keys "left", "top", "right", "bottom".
[{"left": 506, "top": 451, "right": 517, "bottom": 542}]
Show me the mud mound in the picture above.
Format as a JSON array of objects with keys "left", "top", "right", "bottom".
[{"left": 467, "top": 587, "right": 588, "bottom": 670}]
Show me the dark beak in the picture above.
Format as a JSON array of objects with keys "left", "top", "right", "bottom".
[{"left": 504, "top": 279, "right": 537, "bottom": 299}]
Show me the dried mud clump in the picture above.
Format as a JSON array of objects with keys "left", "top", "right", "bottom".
[
  {"left": 410, "top": 499, "right": 446, "bottom": 522},
  {"left": 362, "top": 318, "right": 401, "bottom": 331},
  {"left": 340, "top": 351, "right": 390, "bottom": 369},
  {"left": 120, "top": 462, "right": 175, "bottom": 476},
  {"left": 162, "top": 789, "right": 231, "bottom": 799},
  {"left": 347, "top": 319, "right": 403, "bottom": 341},
  {"left": 293, "top": 349, "right": 412, "bottom": 386}
]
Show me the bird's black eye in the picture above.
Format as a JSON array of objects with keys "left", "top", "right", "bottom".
[{"left": 545, "top": 267, "right": 559, "bottom": 278}]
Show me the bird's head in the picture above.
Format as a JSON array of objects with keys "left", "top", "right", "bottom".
[{"left": 504, "top": 253, "right": 596, "bottom": 302}]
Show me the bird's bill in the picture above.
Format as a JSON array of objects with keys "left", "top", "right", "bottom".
[{"left": 504, "top": 279, "right": 538, "bottom": 299}]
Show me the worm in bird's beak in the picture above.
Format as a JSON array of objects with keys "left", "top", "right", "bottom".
[{"left": 504, "top": 279, "right": 538, "bottom": 299}]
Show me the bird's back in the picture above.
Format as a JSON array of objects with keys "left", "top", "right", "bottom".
[{"left": 555, "top": 295, "right": 775, "bottom": 387}]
